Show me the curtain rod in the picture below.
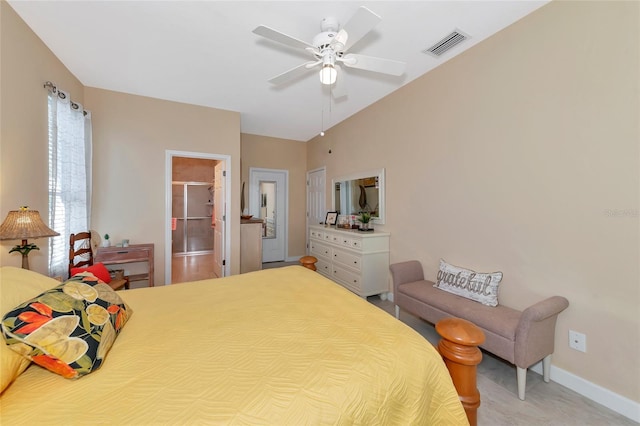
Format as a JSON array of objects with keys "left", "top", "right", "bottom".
[{"left": 43, "top": 81, "right": 89, "bottom": 116}]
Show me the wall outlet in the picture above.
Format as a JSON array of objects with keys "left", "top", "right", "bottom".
[{"left": 569, "top": 330, "right": 587, "bottom": 352}]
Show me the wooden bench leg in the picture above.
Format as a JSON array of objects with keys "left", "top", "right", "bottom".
[{"left": 436, "top": 317, "right": 485, "bottom": 426}]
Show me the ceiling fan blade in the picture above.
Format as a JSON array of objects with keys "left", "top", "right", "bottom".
[
  {"left": 330, "top": 29, "right": 349, "bottom": 51},
  {"left": 268, "top": 61, "right": 319, "bottom": 86},
  {"left": 341, "top": 6, "right": 381, "bottom": 52},
  {"left": 331, "top": 65, "right": 348, "bottom": 99},
  {"left": 253, "top": 25, "right": 315, "bottom": 50},
  {"left": 340, "top": 53, "right": 406, "bottom": 76}
]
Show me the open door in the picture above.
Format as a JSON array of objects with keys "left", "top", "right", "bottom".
[
  {"left": 249, "top": 168, "right": 287, "bottom": 263},
  {"left": 212, "top": 161, "right": 226, "bottom": 278}
]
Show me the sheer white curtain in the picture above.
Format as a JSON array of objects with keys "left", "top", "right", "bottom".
[{"left": 48, "top": 89, "right": 92, "bottom": 278}]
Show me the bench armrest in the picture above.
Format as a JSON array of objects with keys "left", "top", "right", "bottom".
[
  {"left": 390, "top": 261, "right": 425, "bottom": 289},
  {"left": 514, "top": 296, "right": 569, "bottom": 368},
  {"left": 520, "top": 296, "right": 569, "bottom": 323}
]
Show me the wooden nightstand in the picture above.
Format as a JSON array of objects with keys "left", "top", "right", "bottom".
[{"left": 95, "top": 244, "right": 154, "bottom": 287}]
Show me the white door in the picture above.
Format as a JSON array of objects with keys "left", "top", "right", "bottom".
[
  {"left": 307, "top": 167, "right": 326, "bottom": 228},
  {"left": 213, "top": 161, "right": 226, "bottom": 278},
  {"left": 249, "top": 168, "right": 287, "bottom": 263}
]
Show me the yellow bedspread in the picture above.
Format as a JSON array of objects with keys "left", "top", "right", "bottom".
[{"left": 1, "top": 266, "right": 467, "bottom": 425}]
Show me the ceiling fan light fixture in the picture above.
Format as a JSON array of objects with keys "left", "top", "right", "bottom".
[{"left": 320, "top": 64, "right": 337, "bottom": 85}]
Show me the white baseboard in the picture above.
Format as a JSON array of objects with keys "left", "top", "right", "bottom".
[{"left": 530, "top": 362, "right": 640, "bottom": 422}]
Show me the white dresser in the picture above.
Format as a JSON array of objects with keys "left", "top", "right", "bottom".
[{"left": 309, "top": 225, "right": 390, "bottom": 297}]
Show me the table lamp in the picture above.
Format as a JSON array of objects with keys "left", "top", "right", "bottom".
[{"left": 0, "top": 206, "right": 60, "bottom": 270}]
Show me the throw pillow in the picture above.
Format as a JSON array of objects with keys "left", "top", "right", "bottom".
[
  {"left": 1, "top": 274, "right": 133, "bottom": 379},
  {"left": 0, "top": 267, "right": 60, "bottom": 393},
  {"left": 434, "top": 259, "right": 503, "bottom": 307},
  {"left": 70, "top": 262, "right": 112, "bottom": 283}
]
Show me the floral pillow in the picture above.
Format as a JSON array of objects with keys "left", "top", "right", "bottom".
[
  {"left": 0, "top": 267, "right": 61, "bottom": 393},
  {"left": 1, "top": 274, "right": 133, "bottom": 379}
]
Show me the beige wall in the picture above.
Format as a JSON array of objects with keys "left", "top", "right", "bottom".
[
  {"left": 308, "top": 1, "right": 639, "bottom": 402},
  {"left": 0, "top": 1, "right": 84, "bottom": 272},
  {"left": 241, "top": 133, "right": 307, "bottom": 258},
  {"left": 85, "top": 88, "right": 241, "bottom": 284}
]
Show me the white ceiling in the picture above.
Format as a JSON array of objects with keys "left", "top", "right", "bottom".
[{"left": 8, "top": 1, "right": 548, "bottom": 142}]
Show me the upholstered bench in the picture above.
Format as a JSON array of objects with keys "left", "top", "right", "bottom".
[{"left": 390, "top": 260, "right": 569, "bottom": 400}]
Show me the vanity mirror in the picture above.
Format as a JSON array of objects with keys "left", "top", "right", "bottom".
[{"left": 332, "top": 168, "right": 385, "bottom": 225}]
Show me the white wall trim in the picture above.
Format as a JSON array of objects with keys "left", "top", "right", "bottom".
[{"left": 530, "top": 362, "right": 640, "bottom": 422}]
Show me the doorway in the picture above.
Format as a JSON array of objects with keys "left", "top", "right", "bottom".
[
  {"left": 165, "top": 150, "right": 231, "bottom": 285},
  {"left": 249, "top": 168, "right": 288, "bottom": 263}
]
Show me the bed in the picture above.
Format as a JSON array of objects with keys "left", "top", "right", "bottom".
[{"left": 0, "top": 265, "right": 469, "bottom": 425}]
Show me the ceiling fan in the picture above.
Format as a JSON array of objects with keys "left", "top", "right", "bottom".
[{"left": 252, "top": 6, "right": 406, "bottom": 98}]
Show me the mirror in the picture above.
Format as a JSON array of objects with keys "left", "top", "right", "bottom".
[
  {"left": 332, "top": 168, "right": 385, "bottom": 225},
  {"left": 259, "top": 181, "right": 276, "bottom": 239}
]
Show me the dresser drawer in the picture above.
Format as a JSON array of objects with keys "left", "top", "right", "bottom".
[
  {"left": 310, "top": 241, "right": 331, "bottom": 260},
  {"left": 329, "top": 233, "right": 341, "bottom": 244},
  {"left": 332, "top": 248, "right": 361, "bottom": 271},
  {"left": 95, "top": 247, "right": 150, "bottom": 263},
  {"left": 332, "top": 266, "right": 361, "bottom": 293},
  {"left": 315, "top": 258, "right": 331, "bottom": 277},
  {"left": 336, "top": 235, "right": 356, "bottom": 248},
  {"left": 309, "top": 229, "right": 324, "bottom": 240}
]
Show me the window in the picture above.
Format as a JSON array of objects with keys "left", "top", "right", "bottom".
[{"left": 47, "top": 88, "right": 92, "bottom": 278}]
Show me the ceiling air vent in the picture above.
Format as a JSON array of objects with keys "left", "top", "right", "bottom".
[{"left": 423, "top": 30, "right": 470, "bottom": 57}]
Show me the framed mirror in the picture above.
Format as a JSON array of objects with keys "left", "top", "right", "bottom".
[{"left": 332, "top": 168, "right": 385, "bottom": 225}]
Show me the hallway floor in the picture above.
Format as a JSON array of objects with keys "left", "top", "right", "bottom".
[{"left": 171, "top": 252, "right": 216, "bottom": 283}]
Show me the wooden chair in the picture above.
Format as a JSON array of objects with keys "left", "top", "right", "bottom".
[{"left": 69, "top": 231, "right": 129, "bottom": 290}]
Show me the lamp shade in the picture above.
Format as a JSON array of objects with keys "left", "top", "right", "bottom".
[
  {"left": 319, "top": 64, "right": 337, "bottom": 85},
  {"left": 0, "top": 208, "right": 59, "bottom": 240}
]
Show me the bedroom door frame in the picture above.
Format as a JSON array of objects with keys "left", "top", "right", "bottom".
[{"left": 165, "top": 150, "right": 231, "bottom": 284}]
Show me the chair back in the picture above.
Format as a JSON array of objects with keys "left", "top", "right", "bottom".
[{"left": 69, "top": 231, "right": 94, "bottom": 278}]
